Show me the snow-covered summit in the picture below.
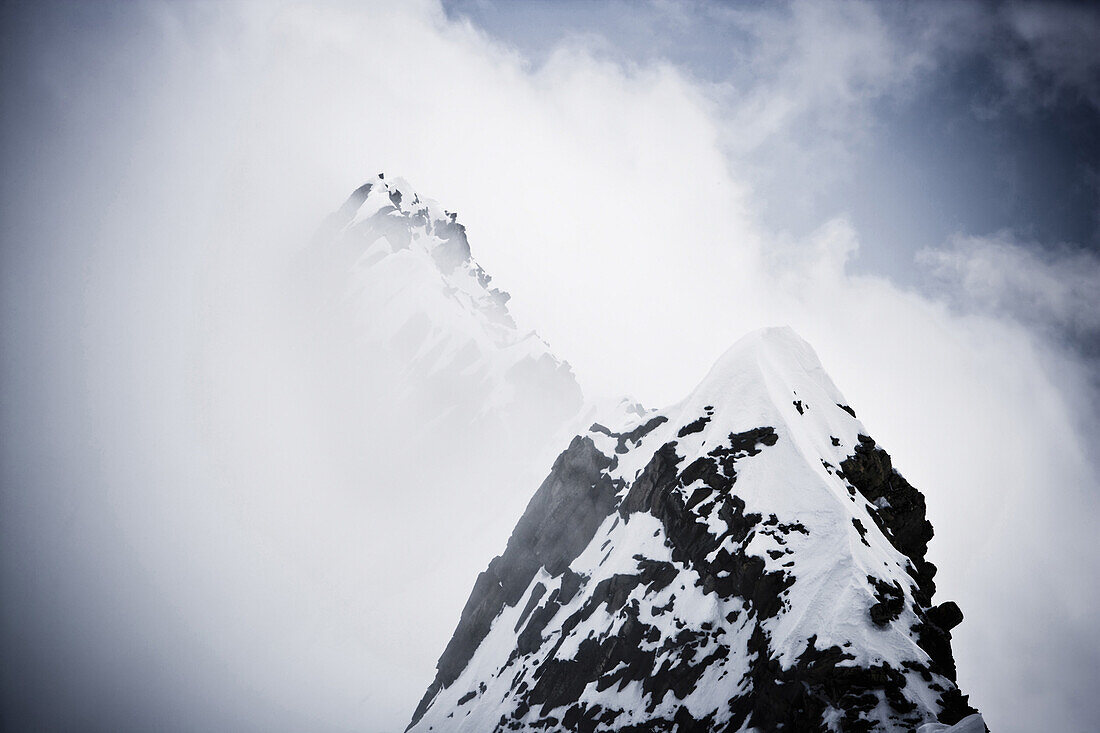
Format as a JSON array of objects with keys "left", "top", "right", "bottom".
[{"left": 408, "top": 327, "right": 981, "bottom": 732}]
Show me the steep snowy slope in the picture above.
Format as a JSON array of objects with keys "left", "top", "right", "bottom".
[{"left": 408, "top": 327, "right": 981, "bottom": 732}]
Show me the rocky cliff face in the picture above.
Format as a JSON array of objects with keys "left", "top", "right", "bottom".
[{"left": 407, "top": 327, "right": 982, "bottom": 733}]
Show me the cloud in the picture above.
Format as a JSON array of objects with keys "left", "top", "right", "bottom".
[
  {"left": 2, "top": 2, "right": 1098, "bottom": 733},
  {"left": 996, "top": 1, "right": 1100, "bottom": 112},
  {"left": 919, "top": 232, "right": 1100, "bottom": 356},
  {"left": 678, "top": 0, "right": 950, "bottom": 219}
]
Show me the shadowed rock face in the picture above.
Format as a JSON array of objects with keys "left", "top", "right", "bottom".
[
  {"left": 410, "top": 435, "right": 624, "bottom": 724},
  {"left": 407, "top": 328, "right": 981, "bottom": 733}
]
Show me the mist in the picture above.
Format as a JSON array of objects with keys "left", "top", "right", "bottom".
[{"left": 2, "top": 2, "right": 1098, "bottom": 732}]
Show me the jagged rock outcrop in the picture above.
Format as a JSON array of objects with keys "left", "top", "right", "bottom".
[{"left": 408, "top": 327, "right": 983, "bottom": 732}]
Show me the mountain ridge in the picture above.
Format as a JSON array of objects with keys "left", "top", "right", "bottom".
[{"left": 312, "top": 173, "right": 584, "bottom": 428}]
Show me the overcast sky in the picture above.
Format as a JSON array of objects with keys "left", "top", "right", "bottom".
[{"left": 2, "top": 2, "right": 1098, "bottom": 732}]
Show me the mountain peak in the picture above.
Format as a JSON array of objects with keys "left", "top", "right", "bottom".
[
  {"left": 408, "top": 327, "right": 979, "bottom": 732},
  {"left": 658, "top": 326, "right": 867, "bottom": 487},
  {"left": 695, "top": 326, "right": 844, "bottom": 406},
  {"left": 335, "top": 173, "right": 477, "bottom": 279}
]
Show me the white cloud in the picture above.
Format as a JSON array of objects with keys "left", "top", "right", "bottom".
[{"left": 919, "top": 232, "right": 1100, "bottom": 350}]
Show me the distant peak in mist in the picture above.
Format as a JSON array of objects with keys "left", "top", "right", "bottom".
[{"left": 307, "top": 173, "right": 585, "bottom": 437}]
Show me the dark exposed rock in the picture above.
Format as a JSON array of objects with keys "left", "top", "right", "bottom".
[
  {"left": 591, "top": 415, "right": 670, "bottom": 454},
  {"left": 618, "top": 442, "right": 683, "bottom": 516},
  {"left": 840, "top": 436, "right": 973, "bottom": 693},
  {"left": 513, "top": 582, "right": 546, "bottom": 633},
  {"left": 616, "top": 415, "right": 668, "bottom": 453},
  {"left": 634, "top": 556, "right": 678, "bottom": 593},
  {"left": 853, "top": 517, "right": 871, "bottom": 546},
  {"left": 841, "top": 435, "right": 935, "bottom": 602},
  {"left": 408, "top": 435, "right": 622, "bottom": 728},
  {"left": 937, "top": 687, "right": 981, "bottom": 725},
  {"left": 929, "top": 601, "right": 964, "bottom": 632},
  {"left": 677, "top": 415, "right": 711, "bottom": 437},
  {"left": 558, "top": 568, "right": 585, "bottom": 605},
  {"left": 517, "top": 596, "right": 562, "bottom": 655},
  {"left": 709, "top": 427, "right": 779, "bottom": 464},
  {"left": 724, "top": 628, "right": 932, "bottom": 733},
  {"left": 869, "top": 575, "right": 906, "bottom": 626}
]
